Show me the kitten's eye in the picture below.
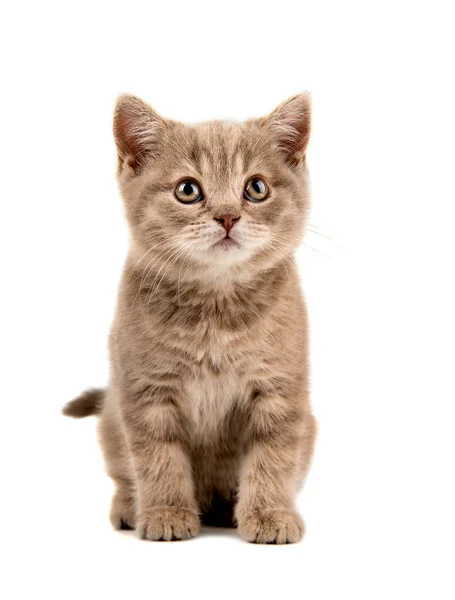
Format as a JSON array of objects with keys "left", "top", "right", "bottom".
[
  {"left": 244, "top": 178, "right": 269, "bottom": 202},
  {"left": 175, "top": 180, "right": 203, "bottom": 204}
]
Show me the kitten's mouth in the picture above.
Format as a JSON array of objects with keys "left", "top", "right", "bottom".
[{"left": 215, "top": 236, "right": 240, "bottom": 250}]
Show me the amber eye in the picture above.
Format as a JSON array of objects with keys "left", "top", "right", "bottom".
[
  {"left": 175, "top": 180, "right": 203, "bottom": 204},
  {"left": 244, "top": 177, "right": 269, "bottom": 202}
]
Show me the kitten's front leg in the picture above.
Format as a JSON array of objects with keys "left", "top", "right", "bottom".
[
  {"left": 122, "top": 397, "right": 200, "bottom": 541},
  {"left": 235, "top": 394, "right": 308, "bottom": 544}
]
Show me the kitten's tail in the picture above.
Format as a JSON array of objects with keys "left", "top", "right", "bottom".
[{"left": 62, "top": 388, "right": 105, "bottom": 418}]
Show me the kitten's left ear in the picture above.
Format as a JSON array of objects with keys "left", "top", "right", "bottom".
[{"left": 262, "top": 93, "right": 312, "bottom": 167}]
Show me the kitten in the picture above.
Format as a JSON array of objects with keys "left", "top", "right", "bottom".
[{"left": 63, "top": 94, "right": 317, "bottom": 544}]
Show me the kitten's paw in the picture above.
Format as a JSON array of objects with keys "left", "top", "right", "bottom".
[
  {"left": 238, "top": 508, "right": 304, "bottom": 544},
  {"left": 138, "top": 506, "right": 200, "bottom": 541},
  {"left": 110, "top": 491, "right": 137, "bottom": 530}
]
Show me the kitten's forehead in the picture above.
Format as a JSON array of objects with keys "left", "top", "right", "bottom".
[{"left": 175, "top": 120, "right": 262, "bottom": 183}]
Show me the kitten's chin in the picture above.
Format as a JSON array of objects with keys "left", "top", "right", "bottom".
[
  {"left": 192, "top": 239, "right": 251, "bottom": 269},
  {"left": 208, "top": 244, "right": 251, "bottom": 266}
]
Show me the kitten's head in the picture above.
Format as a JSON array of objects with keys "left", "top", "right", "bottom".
[{"left": 114, "top": 94, "right": 311, "bottom": 282}]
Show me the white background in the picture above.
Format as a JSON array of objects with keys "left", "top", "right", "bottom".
[{"left": 1, "top": 1, "right": 454, "bottom": 598}]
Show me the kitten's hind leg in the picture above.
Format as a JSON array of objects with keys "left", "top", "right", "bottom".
[
  {"left": 110, "top": 479, "right": 137, "bottom": 530},
  {"left": 98, "top": 399, "right": 137, "bottom": 530}
]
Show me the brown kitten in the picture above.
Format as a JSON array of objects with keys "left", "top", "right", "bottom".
[{"left": 63, "top": 93, "right": 317, "bottom": 543}]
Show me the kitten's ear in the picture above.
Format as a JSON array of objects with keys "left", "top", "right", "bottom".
[
  {"left": 262, "top": 93, "right": 312, "bottom": 166},
  {"left": 113, "top": 94, "right": 164, "bottom": 174}
]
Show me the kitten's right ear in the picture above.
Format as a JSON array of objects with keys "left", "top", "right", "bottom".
[{"left": 113, "top": 95, "right": 164, "bottom": 175}]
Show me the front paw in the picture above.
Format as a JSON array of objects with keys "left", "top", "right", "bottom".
[
  {"left": 237, "top": 508, "right": 304, "bottom": 544},
  {"left": 138, "top": 506, "right": 200, "bottom": 541}
]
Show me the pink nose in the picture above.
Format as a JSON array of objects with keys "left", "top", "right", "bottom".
[{"left": 214, "top": 214, "right": 240, "bottom": 236}]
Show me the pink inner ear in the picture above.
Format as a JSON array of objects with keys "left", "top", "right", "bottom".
[
  {"left": 115, "top": 114, "right": 143, "bottom": 167},
  {"left": 113, "top": 95, "right": 161, "bottom": 174}
]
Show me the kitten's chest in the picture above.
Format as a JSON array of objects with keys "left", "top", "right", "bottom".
[
  {"left": 153, "top": 296, "right": 267, "bottom": 442},
  {"left": 180, "top": 337, "right": 251, "bottom": 444}
]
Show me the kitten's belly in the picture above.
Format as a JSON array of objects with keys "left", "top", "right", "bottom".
[{"left": 182, "top": 366, "right": 244, "bottom": 445}]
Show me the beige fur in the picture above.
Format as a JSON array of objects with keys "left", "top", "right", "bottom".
[{"left": 64, "top": 93, "right": 317, "bottom": 543}]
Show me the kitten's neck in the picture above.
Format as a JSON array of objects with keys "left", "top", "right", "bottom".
[{"left": 123, "top": 255, "right": 297, "bottom": 327}]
